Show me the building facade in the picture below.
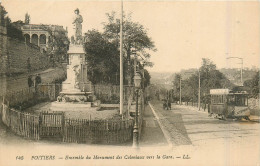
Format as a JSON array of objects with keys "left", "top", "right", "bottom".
[{"left": 21, "top": 24, "right": 68, "bottom": 51}]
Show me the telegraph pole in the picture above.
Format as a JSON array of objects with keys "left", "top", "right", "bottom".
[
  {"left": 119, "top": 0, "right": 124, "bottom": 115},
  {"left": 179, "top": 76, "right": 182, "bottom": 105},
  {"left": 240, "top": 59, "right": 243, "bottom": 83},
  {"left": 198, "top": 69, "right": 201, "bottom": 110}
]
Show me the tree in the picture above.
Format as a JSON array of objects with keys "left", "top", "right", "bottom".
[
  {"left": 84, "top": 30, "right": 120, "bottom": 84},
  {"left": 0, "top": 3, "right": 7, "bottom": 26},
  {"left": 244, "top": 71, "right": 259, "bottom": 98},
  {"left": 199, "top": 58, "right": 233, "bottom": 96},
  {"left": 0, "top": 4, "right": 24, "bottom": 40},
  {"left": 83, "top": 12, "right": 154, "bottom": 86},
  {"left": 172, "top": 58, "right": 234, "bottom": 103},
  {"left": 40, "top": 25, "right": 69, "bottom": 63},
  {"left": 172, "top": 74, "right": 181, "bottom": 101},
  {"left": 103, "top": 12, "right": 156, "bottom": 85},
  {"left": 143, "top": 69, "right": 151, "bottom": 88}
]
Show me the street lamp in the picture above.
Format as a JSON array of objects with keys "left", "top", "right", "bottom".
[
  {"left": 119, "top": 0, "right": 124, "bottom": 115},
  {"left": 226, "top": 57, "right": 243, "bottom": 85},
  {"left": 133, "top": 72, "right": 141, "bottom": 149}
]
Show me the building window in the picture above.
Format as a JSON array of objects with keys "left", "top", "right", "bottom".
[
  {"left": 31, "top": 34, "right": 38, "bottom": 46},
  {"left": 40, "top": 34, "right": 46, "bottom": 44}
]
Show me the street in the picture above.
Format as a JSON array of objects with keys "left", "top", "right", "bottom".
[
  {"left": 149, "top": 100, "right": 259, "bottom": 165},
  {"left": 150, "top": 100, "right": 259, "bottom": 146}
]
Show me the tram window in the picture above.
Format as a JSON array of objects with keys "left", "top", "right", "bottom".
[
  {"left": 236, "top": 95, "right": 248, "bottom": 106},
  {"left": 228, "top": 95, "right": 248, "bottom": 106},
  {"left": 211, "top": 95, "right": 225, "bottom": 104},
  {"left": 228, "top": 95, "right": 236, "bottom": 105}
]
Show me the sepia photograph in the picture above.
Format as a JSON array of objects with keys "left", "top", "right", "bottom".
[{"left": 0, "top": 0, "right": 259, "bottom": 165}]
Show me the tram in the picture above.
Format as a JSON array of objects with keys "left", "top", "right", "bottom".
[{"left": 209, "top": 89, "right": 250, "bottom": 120}]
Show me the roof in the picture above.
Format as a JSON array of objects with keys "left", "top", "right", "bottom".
[
  {"left": 229, "top": 91, "right": 248, "bottom": 95},
  {"left": 210, "top": 89, "right": 229, "bottom": 95},
  {"left": 210, "top": 89, "right": 248, "bottom": 95}
]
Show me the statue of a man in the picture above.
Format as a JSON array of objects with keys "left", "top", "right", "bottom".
[{"left": 72, "top": 8, "right": 83, "bottom": 44}]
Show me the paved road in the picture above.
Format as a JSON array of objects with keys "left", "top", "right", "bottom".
[
  {"left": 150, "top": 100, "right": 259, "bottom": 146},
  {"left": 150, "top": 100, "right": 260, "bottom": 165}
]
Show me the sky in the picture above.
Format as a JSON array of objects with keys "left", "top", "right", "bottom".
[{"left": 1, "top": 0, "right": 260, "bottom": 73}]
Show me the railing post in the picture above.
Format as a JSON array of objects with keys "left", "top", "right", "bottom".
[
  {"left": 133, "top": 89, "right": 139, "bottom": 149},
  {"left": 39, "top": 112, "right": 42, "bottom": 139},
  {"left": 61, "top": 112, "right": 65, "bottom": 142}
]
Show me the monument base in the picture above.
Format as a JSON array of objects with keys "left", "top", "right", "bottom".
[
  {"left": 50, "top": 101, "right": 101, "bottom": 112},
  {"left": 56, "top": 90, "right": 100, "bottom": 110},
  {"left": 58, "top": 89, "right": 95, "bottom": 101}
]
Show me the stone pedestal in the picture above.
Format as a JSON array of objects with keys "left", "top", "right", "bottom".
[
  {"left": 61, "top": 44, "right": 91, "bottom": 93},
  {"left": 58, "top": 44, "right": 98, "bottom": 106},
  {"left": 53, "top": 9, "right": 100, "bottom": 111}
]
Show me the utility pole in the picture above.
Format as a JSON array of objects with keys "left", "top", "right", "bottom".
[
  {"left": 198, "top": 69, "right": 200, "bottom": 110},
  {"left": 240, "top": 59, "right": 243, "bottom": 83},
  {"left": 119, "top": 0, "right": 124, "bottom": 115},
  {"left": 179, "top": 76, "right": 182, "bottom": 105}
]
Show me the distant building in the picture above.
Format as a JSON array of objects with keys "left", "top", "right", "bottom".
[{"left": 21, "top": 24, "right": 68, "bottom": 51}]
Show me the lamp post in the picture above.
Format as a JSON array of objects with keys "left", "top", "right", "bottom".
[
  {"left": 226, "top": 57, "right": 243, "bottom": 85},
  {"left": 119, "top": 0, "right": 124, "bottom": 115},
  {"left": 133, "top": 72, "right": 141, "bottom": 149}
]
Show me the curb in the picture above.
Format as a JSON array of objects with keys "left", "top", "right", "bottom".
[{"left": 148, "top": 102, "right": 174, "bottom": 149}]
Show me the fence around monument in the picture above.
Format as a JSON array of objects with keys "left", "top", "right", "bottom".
[
  {"left": 0, "top": 103, "right": 134, "bottom": 144},
  {"left": 63, "top": 118, "right": 134, "bottom": 144},
  {"left": 0, "top": 83, "right": 144, "bottom": 144},
  {"left": 1, "top": 104, "right": 40, "bottom": 140}
]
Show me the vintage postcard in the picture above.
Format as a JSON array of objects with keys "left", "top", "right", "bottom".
[{"left": 0, "top": 0, "right": 259, "bottom": 166}]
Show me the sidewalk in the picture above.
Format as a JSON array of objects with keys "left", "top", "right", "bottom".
[
  {"left": 140, "top": 105, "right": 168, "bottom": 147},
  {"left": 149, "top": 100, "right": 193, "bottom": 146}
]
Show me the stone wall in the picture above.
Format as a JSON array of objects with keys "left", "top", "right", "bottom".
[
  {"left": 6, "top": 38, "right": 50, "bottom": 74},
  {"left": 0, "top": 25, "right": 8, "bottom": 74},
  {"left": 0, "top": 24, "right": 50, "bottom": 74},
  {"left": 0, "top": 67, "right": 66, "bottom": 97}
]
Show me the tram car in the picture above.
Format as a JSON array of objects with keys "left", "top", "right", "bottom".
[{"left": 209, "top": 89, "right": 250, "bottom": 120}]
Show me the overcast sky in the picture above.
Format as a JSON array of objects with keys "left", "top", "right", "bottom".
[{"left": 2, "top": 0, "right": 259, "bottom": 72}]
